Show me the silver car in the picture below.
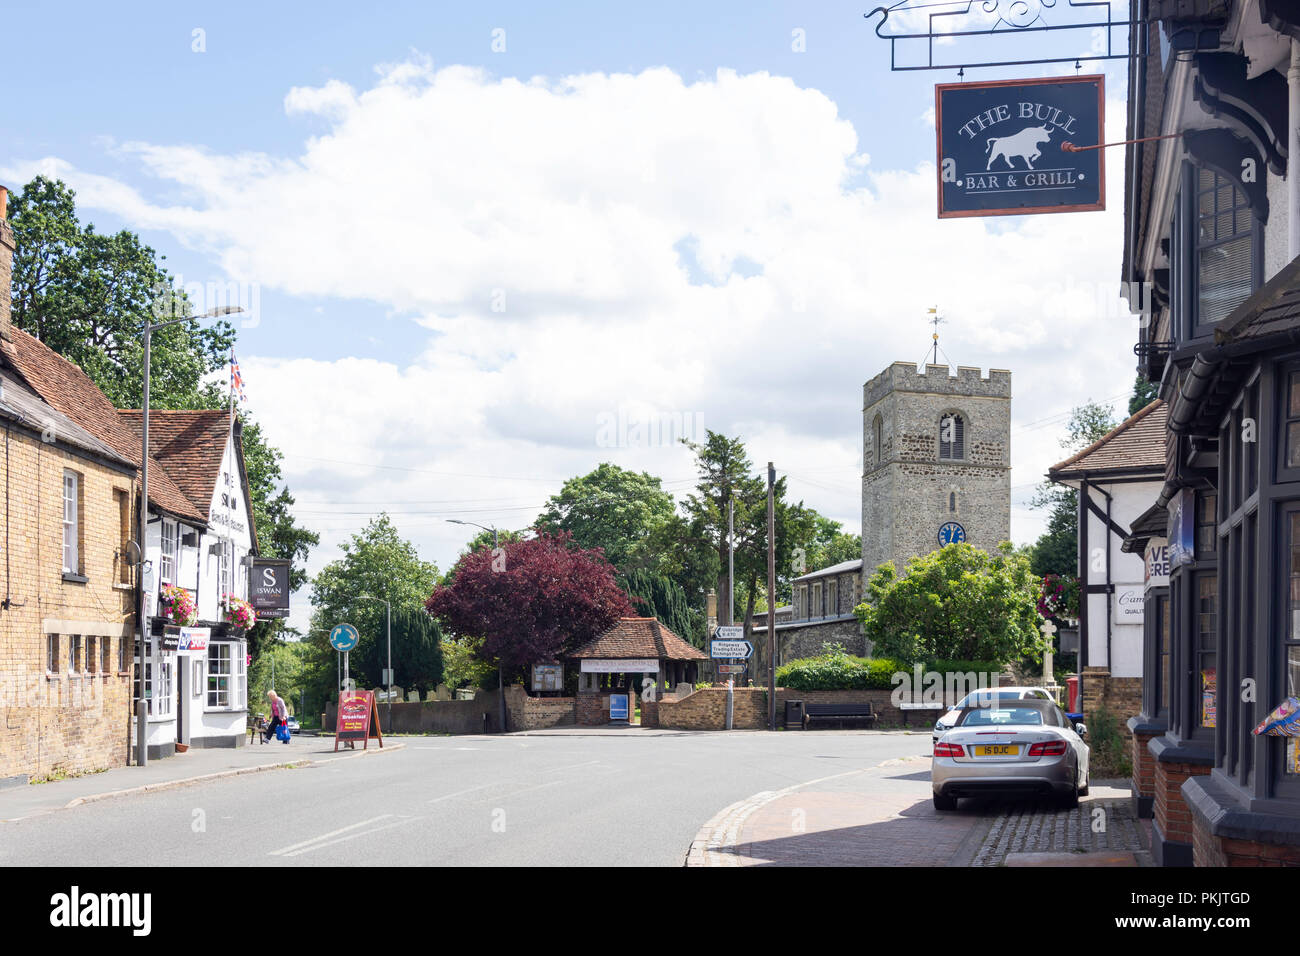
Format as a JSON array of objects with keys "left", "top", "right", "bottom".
[
  {"left": 931, "top": 697, "right": 1088, "bottom": 811},
  {"left": 932, "top": 686, "right": 1053, "bottom": 746}
]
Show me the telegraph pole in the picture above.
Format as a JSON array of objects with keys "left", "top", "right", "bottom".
[
  {"left": 766, "top": 462, "right": 776, "bottom": 731},
  {"left": 727, "top": 496, "right": 735, "bottom": 627}
]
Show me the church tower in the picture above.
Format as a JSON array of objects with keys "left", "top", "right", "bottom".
[{"left": 862, "top": 362, "right": 1011, "bottom": 577}]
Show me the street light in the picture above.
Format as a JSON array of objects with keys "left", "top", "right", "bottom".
[
  {"left": 446, "top": 518, "right": 505, "bottom": 733},
  {"left": 136, "top": 305, "right": 243, "bottom": 767},
  {"left": 354, "top": 594, "right": 391, "bottom": 727}
]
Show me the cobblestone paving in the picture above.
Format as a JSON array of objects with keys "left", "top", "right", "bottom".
[{"left": 972, "top": 797, "right": 1143, "bottom": 866}]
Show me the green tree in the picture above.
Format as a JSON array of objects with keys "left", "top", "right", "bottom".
[
  {"left": 441, "top": 636, "right": 497, "bottom": 692},
  {"left": 1029, "top": 400, "right": 1119, "bottom": 577},
  {"left": 306, "top": 515, "right": 440, "bottom": 701},
  {"left": 7, "top": 176, "right": 235, "bottom": 409},
  {"left": 855, "top": 542, "right": 1043, "bottom": 664},
  {"left": 353, "top": 606, "right": 444, "bottom": 697},
  {"left": 800, "top": 512, "right": 861, "bottom": 574},
  {"left": 536, "top": 463, "right": 677, "bottom": 573},
  {"left": 620, "top": 569, "right": 696, "bottom": 643},
  {"left": 1130, "top": 374, "right": 1159, "bottom": 416}
]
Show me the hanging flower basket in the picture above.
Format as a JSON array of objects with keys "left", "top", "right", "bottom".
[
  {"left": 223, "top": 594, "right": 256, "bottom": 630},
  {"left": 1037, "top": 574, "right": 1080, "bottom": 621},
  {"left": 159, "top": 585, "right": 198, "bottom": 627}
]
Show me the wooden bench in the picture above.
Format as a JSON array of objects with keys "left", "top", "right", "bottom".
[
  {"left": 803, "top": 702, "right": 877, "bottom": 729},
  {"left": 247, "top": 714, "right": 269, "bottom": 745},
  {"left": 899, "top": 701, "right": 947, "bottom": 727}
]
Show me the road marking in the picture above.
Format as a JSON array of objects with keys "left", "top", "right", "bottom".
[
  {"left": 280, "top": 816, "right": 420, "bottom": 857},
  {"left": 499, "top": 779, "right": 565, "bottom": 798},
  {"left": 269, "top": 815, "right": 393, "bottom": 856},
  {"left": 542, "top": 759, "right": 601, "bottom": 774},
  {"left": 427, "top": 782, "right": 504, "bottom": 803}
]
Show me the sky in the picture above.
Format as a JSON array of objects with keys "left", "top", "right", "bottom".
[{"left": 1, "top": 2, "right": 1141, "bottom": 634}]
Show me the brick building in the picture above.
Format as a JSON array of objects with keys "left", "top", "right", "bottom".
[
  {"left": 0, "top": 186, "right": 257, "bottom": 777},
  {"left": 862, "top": 362, "right": 1011, "bottom": 577}
]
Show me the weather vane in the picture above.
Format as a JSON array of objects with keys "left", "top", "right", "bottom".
[{"left": 926, "top": 306, "right": 948, "bottom": 366}]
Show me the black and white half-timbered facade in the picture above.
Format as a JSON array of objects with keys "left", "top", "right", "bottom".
[{"left": 1123, "top": 0, "right": 1300, "bottom": 866}]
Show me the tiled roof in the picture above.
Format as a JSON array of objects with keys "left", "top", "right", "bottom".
[
  {"left": 1216, "top": 252, "right": 1300, "bottom": 346},
  {"left": 0, "top": 370, "right": 134, "bottom": 468},
  {"left": 569, "top": 617, "right": 708, "bottom": 662},
  {"left": 0, "top": 327, "right": 206, "bottom": 522},
  {"left": 1048, "top": 400, "right": 1168, "bottom": 480},
  {"left": 117, "top": 410, "right": 231, "bottom": 521},
  {"left": 793, "top": 558, "right": 862, "bottom": 583}
]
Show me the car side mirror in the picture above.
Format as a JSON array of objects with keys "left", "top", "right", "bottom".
[{"left": 1074, "top": 722, "right": 1088, "bottom": 736}]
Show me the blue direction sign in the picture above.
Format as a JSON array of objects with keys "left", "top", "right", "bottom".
[
  {"left": 935, "top": 74, "right": 1104, "bottom": 219},
  {"left": 329, "top": 623, "right": 360, "bottom": 652}
]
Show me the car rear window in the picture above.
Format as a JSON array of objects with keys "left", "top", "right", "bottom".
[{"left": 960, "top": 707, "right": 1044, "bottom": 727}]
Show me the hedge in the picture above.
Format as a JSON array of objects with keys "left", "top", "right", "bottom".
[{"left": 775, "top": 648, "right": 1005, "bottom": 692}]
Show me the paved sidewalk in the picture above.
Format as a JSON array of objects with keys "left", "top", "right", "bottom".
[
  {"left": 688, "top": 755, "right": 989, "bottom": 866},
  {"left": 687, "top": 760, "right": 1147, "bottom": 867},
  {"left": 0, "top": 735, "right": 401, "bottom": 823}
]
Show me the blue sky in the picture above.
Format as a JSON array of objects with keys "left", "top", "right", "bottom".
[{"left": 3, "top": 2, "right": 1139, "bottom": 628}]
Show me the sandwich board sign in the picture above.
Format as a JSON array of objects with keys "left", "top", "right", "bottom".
[
  {"left": 334, "top": 688, "right": 384, "bottom": 750},
  {"left": 935, "top": 74, "right": 1104, "bottom": 219}
]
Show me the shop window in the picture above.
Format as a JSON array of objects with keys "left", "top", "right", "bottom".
[
  {"left": 208, "top": 642, "right": 245, "bottom": 709},
  {"left": 1286, "top": 513, "right": 1300, "bottom": 776},
  {"left": 1285, "top": 372, "right": 1300, "bottom": 471},
  {"left": 135, "top": 638, "right": 171, "bottom": 717},
  {"left": 1159, "top": 593, "right": 1171, "bottom": 716},
  {"left": 1197, "top": 573, "right": 1218, "bottom": 730},
  {"left": 1195, "top": 493, "right": 1217, "bottom": 556},
  {"left": 939, "top": 414, "right": 965, "bottom": 461}
]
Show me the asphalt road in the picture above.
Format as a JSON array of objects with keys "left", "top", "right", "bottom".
[{"left": 0, "top": 730, "right": 931, "bottom": 866}]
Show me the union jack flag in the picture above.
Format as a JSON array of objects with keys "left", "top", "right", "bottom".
[{"left": 230, "top": 356, "right": 246, "bottom": 403}]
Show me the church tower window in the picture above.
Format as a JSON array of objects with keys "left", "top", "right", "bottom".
[{"left": 939, "top": 413, "right": 965, "bottom": 461}]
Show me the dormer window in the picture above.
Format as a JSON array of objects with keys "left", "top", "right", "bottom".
[{"left": 939, "top": 413, "right": 965, "bottom": 461}]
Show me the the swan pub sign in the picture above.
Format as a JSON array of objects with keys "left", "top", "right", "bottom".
[{"left": 935, "top": 74, "right": 1104, "bottom": 219}]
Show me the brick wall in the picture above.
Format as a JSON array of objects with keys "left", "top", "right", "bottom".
[
  {"left": 1152, "top": 758, "right": 1211, "bottom": 850},
  {"left": 575, "top": 690, "right": 636, "bottom": 726},
  {"left": 656, "top": 687, "right": 768, "bottom": 730},
  {"left": 1130, "top": 728, "right": 1159, "bottom": 817},
  {"left": 1192, "top": 814, "right": 1300, "bottom": 866},
  {"left": 0, "top": 428, "right": 137, "bottom": 780},
  {"left": 1081, "top": 667, "right": 1142, "bottom": 739},
  {"left": 504, "top": 686, "right": 575, "bottom": 730}
]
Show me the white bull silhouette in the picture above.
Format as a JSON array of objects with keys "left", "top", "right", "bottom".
[{"left": 985, "top": 125, "right": 1054, "bottom": 170}]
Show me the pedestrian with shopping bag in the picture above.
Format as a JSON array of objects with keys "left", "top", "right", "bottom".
[{"left": 264, "top": 689, "right": 290, "bottom": 744}]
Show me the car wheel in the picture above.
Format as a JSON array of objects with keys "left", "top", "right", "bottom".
[
  {"left": 1058, "top": 787, "right": 1079, "bottom": 810},
  {"left": 933, "top": 792, "right": 958, "bottom": 812},
  {"left": 1078, "top": 776, "right": 1089, "bottom": 797}
]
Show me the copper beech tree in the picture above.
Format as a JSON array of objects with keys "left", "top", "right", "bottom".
[{"left": 426, "top": 532, "right": 635, "bottom": 677}]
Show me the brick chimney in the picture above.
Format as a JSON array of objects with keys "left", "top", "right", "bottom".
[{"left": 0, "top": 185, "right": 13, "bottom": 340}]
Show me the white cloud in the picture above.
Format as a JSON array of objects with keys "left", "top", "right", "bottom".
[{"left": 3, "top": 61, "right": 1139, "bottom": 629}]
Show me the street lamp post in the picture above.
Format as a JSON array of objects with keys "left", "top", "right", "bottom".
[
  {"left": 136, "top": 305, "right": 243, "bottom": 767},
  {"left": 355, "top": 594, "right": 392, "bottom": 727},
  {"left": 447, "top": 519, "right": 503, "bottom": 732}
]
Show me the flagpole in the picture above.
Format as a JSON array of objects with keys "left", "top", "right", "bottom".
[{"left": 226, "top": 350, "right": 235, "bottom": 612}]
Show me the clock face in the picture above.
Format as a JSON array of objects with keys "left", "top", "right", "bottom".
[{"left": 938, "top": 522, "right": 966, "bottom": 546}]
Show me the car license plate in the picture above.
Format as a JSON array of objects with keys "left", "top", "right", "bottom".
[{"left": 975, "top": 744, "right": 1019, "bottom": 757}]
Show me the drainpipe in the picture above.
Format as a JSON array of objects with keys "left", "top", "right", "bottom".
[{"left": 1289, "top": 40, "right": 1300, "bottom": 260}]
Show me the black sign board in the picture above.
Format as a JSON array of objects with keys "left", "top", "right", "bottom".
[
  {"left": 935, "top": 75, "right": 1104, "bottom": 219},
  {"left": 250, "top": 558, "right": 291, "bottom": 620}
]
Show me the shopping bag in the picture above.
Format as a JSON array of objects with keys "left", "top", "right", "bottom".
[{"left": 275, "top": 722, "right": 291, "bottom": 742}]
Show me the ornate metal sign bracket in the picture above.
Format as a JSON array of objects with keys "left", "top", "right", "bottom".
[{"left": 865, "top": 0, "right": 1148, "bottom": 73}]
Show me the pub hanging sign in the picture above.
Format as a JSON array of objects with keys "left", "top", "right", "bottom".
[{"left": 935, "top": 74, "right": 1104, "bottom": 219}]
